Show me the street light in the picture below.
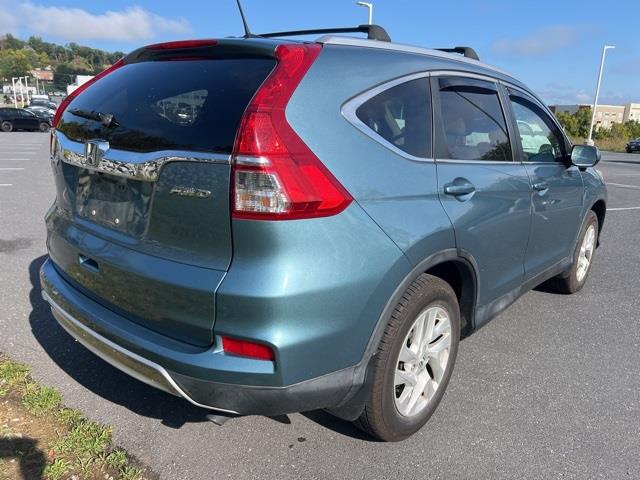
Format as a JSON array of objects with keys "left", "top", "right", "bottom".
[
  {"left": 586, "top": 45, "right": 615, "bottom": 146},
  {"left": 356, "top": 1, "right": 373, "bottom": 25}
]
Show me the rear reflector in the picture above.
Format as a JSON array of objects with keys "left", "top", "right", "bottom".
[
  {"left": 231, "top": 43, "right": 352, "bottom": 220},
  {"left": 222, "top": 336, "right": 275, "bottom": 361}
]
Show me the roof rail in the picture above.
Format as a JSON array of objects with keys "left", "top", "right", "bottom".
[
  {"left": 257, "top": 24, "right": 391, "bottom": 42},
  {"left": 434, "top": 46, "right": 480, "bottom": 61}
]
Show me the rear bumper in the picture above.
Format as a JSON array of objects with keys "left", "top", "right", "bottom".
[{"left": 40, "top": 258, "right": 356, "bottom": 416}]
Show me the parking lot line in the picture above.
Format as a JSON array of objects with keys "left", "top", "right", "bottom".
[
  {"left": 606, "top": 182, "right": 640, "bottom": 190},
  {"left": 607, "top": 206, "right": 640, "bottom": 211},
  {"left": 0, "top": 184, "right": 12, "bottom": 187},
  {"left": 0, "top": 158, "right": 30, "bottom": 161},
  {"left": 0, "top": 167, "right": 25, "bottom": 171}
]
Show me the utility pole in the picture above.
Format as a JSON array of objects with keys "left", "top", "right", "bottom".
[
  {"left": 356, "top": 2, "right": 373, "bottom": 24},
  {"left": 586, "top": 45, "right": 615, "bottom": 146},
  {"left": 11, "top": 77, "right": 18, "bottom": 108}
]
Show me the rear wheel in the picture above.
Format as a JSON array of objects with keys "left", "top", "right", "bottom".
[
  {"left": 39, "top": 122, "right": 50, "bottom": 132},
  {"left": 1, "top": 121, "right": 12, "bottom": 132},
  {"left": 551, "top": 210, "right": 598, "bottom": 294},
  {"left": 354, "top": 274, "right": 460, "bottom": 441}
]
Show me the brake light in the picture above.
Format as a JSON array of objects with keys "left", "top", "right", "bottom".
[
  {"left": 232, "top": 44, "right": 352, "bottom": 220},
  {"left": 221, "top": 336, "right": 275, "bottom": 361},
  {"left": 51, "top": 58, "right": 125, "bottom": 128},
  {"left": 146, "top": 39, "right": 218, "bottom": 50}
]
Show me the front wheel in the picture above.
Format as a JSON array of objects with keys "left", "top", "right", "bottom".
[
  {"left": 354, "top": 274, "right": 460, "bottom": 441},
  {"left": 551, "top": 210, "right": 599, "bottom": 294},
  {"left": 38, "top": 122, "right": 50, "bottom": 132}
]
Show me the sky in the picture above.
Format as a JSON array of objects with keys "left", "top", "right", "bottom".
[{"left": 0, "top": 0, "right": 638, "bottom": 105}]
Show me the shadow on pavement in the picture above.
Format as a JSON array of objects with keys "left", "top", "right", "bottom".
[
  {"left": 28, "top": 255, "right": 210, "bottom": 429},
  {"left": 0, "top": 437, "right": 46, "bottom": 480}
]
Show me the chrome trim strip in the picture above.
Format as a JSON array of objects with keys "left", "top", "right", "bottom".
[
  {"left": 53, "top": 130, "right": 231, "bottom": 182},
  {"left": 341, "top": 72, "right": 434, "bottom": 163},
  {"left": 317, "top": 35, "right": 515, "bottom": 78},
  {"left": 41, "top": 289, "right": 239, "bottom": 414}
]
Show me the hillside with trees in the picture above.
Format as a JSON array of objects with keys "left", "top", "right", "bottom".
[{"left": 0, "top": 34, "right": 123, "bottom": 89}]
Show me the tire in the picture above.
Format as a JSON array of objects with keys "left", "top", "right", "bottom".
[
  {"left": 1, "top": 121, "right": 12, "bottom": 132},
  {"left": 354, "top": 274, "right": 460, "bottom": 441},
  {"left": 550, "top": 210, "right": 598, "bottom": 294},
  {"left": 38, "top": 122, "right": 50, "bottom": 132}
]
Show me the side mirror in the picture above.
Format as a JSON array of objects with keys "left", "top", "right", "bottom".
[{"left": 571, "top": 144, "right": 601, "bottom": 168}]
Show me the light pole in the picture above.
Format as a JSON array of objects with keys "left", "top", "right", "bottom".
[
  {"left": 586, "top": 45, "right": 615, "bottom": 146},
  {"left": 356, "top": 2, "right": 373, "bottom": 25}
]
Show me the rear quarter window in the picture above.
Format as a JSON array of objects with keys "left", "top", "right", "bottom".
[{"left": 57, "top": 58, "right": 275, "bottom": 154}]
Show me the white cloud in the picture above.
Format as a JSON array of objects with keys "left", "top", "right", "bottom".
[
  {"left": 0, "top": 3, "right": 190, "bottom": 42},
  {"left": 492, "top": 26, "right": 577, "bottom": 57},
  {"left": 535, "top": 83, "right": 593, "bottom": 105},
  {"left": 0, "top": 7, "right": 18, "bottom": 34}
]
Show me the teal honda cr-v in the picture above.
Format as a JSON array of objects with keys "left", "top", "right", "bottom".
[{"left": 40, "top": 25, "right": 607, "bottom": 441}]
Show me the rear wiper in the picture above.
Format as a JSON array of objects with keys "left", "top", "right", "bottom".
[{"left": 69, "top": 108, "right": 119, "bottom": 128}]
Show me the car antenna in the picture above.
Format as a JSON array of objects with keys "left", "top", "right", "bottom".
[{"left": 235, "top": 0, "right": 254, "bottom": 38}]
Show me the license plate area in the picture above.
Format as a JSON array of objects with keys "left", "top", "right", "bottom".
[{"left": 75, "top": 170, "right": 153, "bottom": 237}]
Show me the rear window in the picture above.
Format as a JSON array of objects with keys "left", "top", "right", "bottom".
[{"left": 57, "top": 58, "right": 275, "bottom": 154}]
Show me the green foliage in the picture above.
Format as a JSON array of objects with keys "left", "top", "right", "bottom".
[
  {"left": 53, "top": 421, "right": 112, "bottom": 458},
  {"left": 22, "top": 384, "right": 63, "bottom": 416},
  {"left": 555, "top": 109, "right": 640, "bottom": 143},
  {"left": 0, "top": 34, "right": 124, "bottom": 85},
  {"left": 56, "top": 407, "right": 85, "bottom": 427},
  {"left": 43, "top": 458, "right": 72, "bottom": 480},
  {"left": 0, "top": 358, "right": 30, "bottom": 388},
  {"left": 555, "top": 108, "right": 592, "bottom": 138}
]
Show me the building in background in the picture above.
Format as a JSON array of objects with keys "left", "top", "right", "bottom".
[
  {"left": 30, "top": 66, "right": 54, "bottom": 82},
  {"left": 66, "top": 75, "right": 94, "bottom": 95},
  {"left": 624, "top": 103, "right": 640, "bottom": 123}
]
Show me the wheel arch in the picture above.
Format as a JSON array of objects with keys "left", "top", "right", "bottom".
[
  {"left": 328, "top": 248, "right": 479, "bottom": 421},
  {"left": 590, "top": 199, "right": 606, "bottom": 245}
]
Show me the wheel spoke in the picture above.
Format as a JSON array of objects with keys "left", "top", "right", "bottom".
[
  {"left": 433, "top": 316, "right": 451, "bottom": 339},
  {"left": 398, "top": 344, "right": 419, "bottom": 365},
  {"left": 427, "top": 333, "right": 451, "bottom": 354},
  {"left": 411, "top": 310, "right": 427, "bottom": 346},
  {"left": 406, "top": 371, "right": 428, "bottom": 414},
  {"left": 395, "top": 368, "right": 418, "bottom": 387}
]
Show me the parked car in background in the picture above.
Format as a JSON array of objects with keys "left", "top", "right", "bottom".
[
  {"left": 0, "top": 107, "right": 50, "bottom": 132},
  {"left": 27, "top": 105, "right": 56, "bottom": 118},
  {"left": 29, "top": 98, "right": 57, "bottom": 110},
  {"left": 52, "top": 91, "right": 66, "bottom": 97},
  {"left": 40, "top": 26, "right": 607, "bottom": 442},
  {"left": 626, "top": 138, "right": 640, "bottom": 153}
]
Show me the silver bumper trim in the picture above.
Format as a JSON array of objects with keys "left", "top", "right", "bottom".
[{"left": 41, "top": 289, "right": 239, "bottom": 414}]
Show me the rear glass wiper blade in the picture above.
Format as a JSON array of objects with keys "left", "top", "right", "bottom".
[{"left": 69, "top": 108, "right": 119, "bottom": 127}]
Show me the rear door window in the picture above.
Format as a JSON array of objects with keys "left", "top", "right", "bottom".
[
  {"left": 434, "top": 77, "right": 512, "bottom": 161},
  {"left": 354, "top": 78, "right": 431, "bottom": 158},
  {"left": 57, "top": 58, "right": 275, "bottom": 154}
]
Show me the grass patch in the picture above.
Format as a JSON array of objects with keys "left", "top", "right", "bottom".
[
  {"left": 22, "top": 384, "right": 63, "bottom": 416},
  {"left": 0, "top": 354, "right": 153, "bottom": 480},
  {"left": 0, "top": 358, "right": 30, "bottom": 389}
]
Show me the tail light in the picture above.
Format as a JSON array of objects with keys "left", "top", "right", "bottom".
[
  {"left": 221, "top": 336, "right": 275, "bottom": 361},
  {"left": 51, "top": 58, "right": 125, "bottom": 129},
  {"left": 231, "top": 44, "right": 352, "bottom": 220}
]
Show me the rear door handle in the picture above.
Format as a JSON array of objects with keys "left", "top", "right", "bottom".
[
  {"left": 533, "top": 182, "right": 549, "bottom": 191},
  {"left": 444, "top": 182, "right": 476, "bottom": 196}
]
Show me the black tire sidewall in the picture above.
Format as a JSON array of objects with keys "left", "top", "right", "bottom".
[
  {"left": 39, "top": 122, "right": 50, "bottom": 132},
  {"left": 377, "top": 280, "right": 460, "bottom": 440},
  {"left": 568, "top": 211, "right": 599, "bottom": 292},
  {"left": 1, "top": 121, "right": 12, "bottom": 132}
]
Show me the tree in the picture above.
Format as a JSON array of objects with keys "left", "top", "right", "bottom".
[{"left": 0, "top": 48, "right": 40, "bottom": 78}]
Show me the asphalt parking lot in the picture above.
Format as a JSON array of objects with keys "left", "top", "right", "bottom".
[{"left": 1, "top": 132, "right": 638, "bottom": 479}]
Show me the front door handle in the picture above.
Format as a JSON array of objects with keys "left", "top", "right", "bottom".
[
  {"left": 533, "top": 182, "right": 549, "bottom": 191},
  {"left": 444, "top": 182, "right": 476, "bottom": 196}
]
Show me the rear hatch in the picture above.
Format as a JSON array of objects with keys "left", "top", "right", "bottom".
[{"left": 48, "top": 40, "right": 276, "bottom": 346}]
